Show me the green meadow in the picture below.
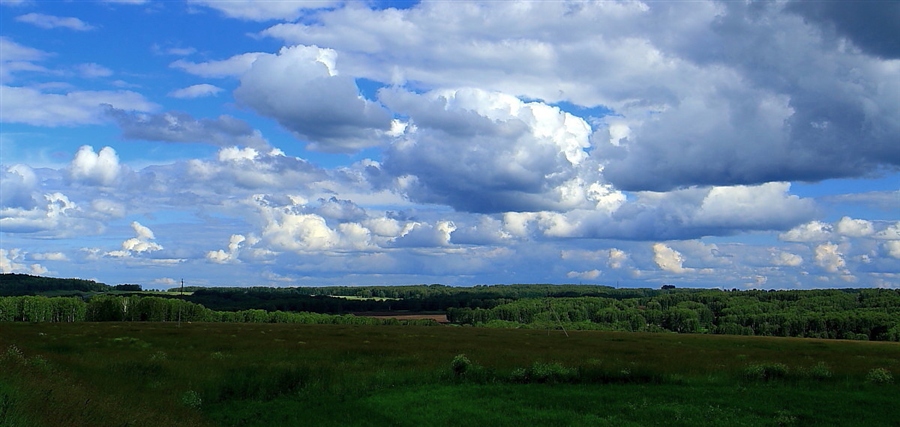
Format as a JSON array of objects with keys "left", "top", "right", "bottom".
[{"left": 1, "top": 322, "right": 898, "bottom": 426}]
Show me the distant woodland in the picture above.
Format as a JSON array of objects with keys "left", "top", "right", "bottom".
[{"left": 1, "top": 273, "right": 899, "bottom": 341}]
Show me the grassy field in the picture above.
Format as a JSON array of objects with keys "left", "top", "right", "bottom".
[{"left": 1, "top": 322, "right": 898, "bottom": 426}]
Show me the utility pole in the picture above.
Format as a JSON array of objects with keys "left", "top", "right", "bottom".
[{"left": 178, "top": 278, "right": 183, "bottom": 327}]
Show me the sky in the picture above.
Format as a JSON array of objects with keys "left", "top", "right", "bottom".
[{"left": 0, "top": 0, "right": 898, "bottom": 290}]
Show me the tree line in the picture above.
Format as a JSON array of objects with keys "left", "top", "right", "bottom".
[
  {"left": 447, "top": 289, "right": 900, "bottom": 341},
  {"left": 0, "top": 295, "right": 438, "bottom": 326},
  {"left": 3, "top": 274, "right": 899, "bottom": 341}
]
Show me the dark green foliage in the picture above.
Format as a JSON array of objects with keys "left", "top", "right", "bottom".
[
  {"left": 3, "top": 278, "right": 900, "bottom": 342},
  {"left": 450, "top": 354, "right": 472, "bottom": 377},
  {"left": 742, "top": 363, "right": 790, "bottom": 382},
  {"left": 0, "top": 273, "right": 109, "bottom": 296}
]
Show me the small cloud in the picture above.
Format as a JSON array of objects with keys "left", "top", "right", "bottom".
[
  {"left": 814, "top": 242, "right": 847, "bottom": 274},
  {"left": 772, "top": 251, "right": 803, "bottom": 267},
  {"left": 31, "top": 252, "right": 68, "bottom": 261},
  {"left": 16, "top": 13, "right": 95, "bottom": 31},
  {"left": 567, "top": 269, "right": 601, "bottom": 280},
  {"left": 653, "top": 243, "right": 691, "bottom": 274},
  {"left": 168, "top": 84, "right": 223, "bottom": 99},
  {"left": 106, "top": 221, "right": 163, "bottom": 258},
  {"left": 76, "top": 63, "right": 113, "bottom": 78}
]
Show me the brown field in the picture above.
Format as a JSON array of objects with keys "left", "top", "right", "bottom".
[{"left": 354, "top": 311, "right": 449, "bottom": 323}]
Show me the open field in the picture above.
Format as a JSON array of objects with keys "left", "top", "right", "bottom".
[
  {"left": 354, "top": 312, "right": 450, "bottom": 323},
  {"left": 1, "top": 322, "right": 898, "bottom": 426}
]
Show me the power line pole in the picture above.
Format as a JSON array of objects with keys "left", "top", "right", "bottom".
[{"left": 178, "top": 278, "right": 183, "bottom": 328}]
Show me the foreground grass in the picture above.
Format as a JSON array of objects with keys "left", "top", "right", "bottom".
[{"left": 1, "top": 322, "right": 898, "bottom": 426}]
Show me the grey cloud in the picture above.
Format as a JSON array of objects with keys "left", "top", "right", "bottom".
[
  {"left": 381, "top": 88, "right": 598, "bottom": 214},
  {"left": 106, "top": 108, "right": 269, "bottom": 149},
  {"left": 311, "top": 197, "right": 367, "bottom": 222},
  {"left": 602, "top": 1, "right": 900, "bottom": 191},
  {"left": 234, "top": 45, "right": 393, "bottom": 153},
  {"left": 785, "top": 0, "right": 900, "bottom": 59}
]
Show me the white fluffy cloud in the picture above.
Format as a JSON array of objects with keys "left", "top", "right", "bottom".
[
  {"left": 107, "top": 221, "right": 163, "bottom": 257},
  {"left": 772, "top": 251, "right": 803, "bottom": 267},
  {"left": 0, "top": 248, "right": 48, "bottom": 275},
  {"left": 207, "top": 234, "right": 246, "bottom": 264},
  {"left": 653, "top": 243, "right": 689, "bottom": 274},
  {"left": 814, "top": 242, "right": 847, "bottom": 274},
  {"left": 780, "top": 221, "right": 833, "bottom": 243},
  {"left": 70, "top": 146, "right": 122, "bottom": 186}
]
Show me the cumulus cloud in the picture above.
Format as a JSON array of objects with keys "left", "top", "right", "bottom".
[
  {"left": 780, "top": 221, "right": 833, "bottom": 243},
  {"left": 380, "top": 87, "right": 605, "bottom": 213},
  {"left": 814, "top": 242, "right": 847, "bottom": 274},
  {"left": 835, "top": 217, "right": 875, "bottom": 238},
  {"left": 0, "top": 192, "right": 93, "bottom": 236},
  {"left": 886, "top": 241, "right": 900, "bottom": 260},
  {"left": 772, "top": 251, "right": 803, "bottom": 267},
  {"left": 567, "top": 269, "right": 601, "bottom": 280},
  {"left": 608, "top": 248, "right": 629, "bottom": 269},
  {"left": 262, "top": 1, "right": 900, "bottom": 190},
  {"left": 234, "top": 45, "right": 393, "bottom": 152},
  {"left": 107, "top": 221, "right": 163, "bottom": 257},
  {"left": 16, "top": 12, "right": 95, "bottom": 31},
  {"left": 653, "top": 243, "right": 689, "bottom": 274},
  {"left": 1, "top": 164, "right": 39, "bottom": 209},
  {"left": 388, "top": 221, "right": 456, "bottom": 248},
  {"left": 107, "top": 108, "right": 269, "bottom": 148},
  {"left": 0, "top": 248, "right": 48, "bottom": 275},
  {"left": 70, "top": 146, "right": 122, "bottom": 186},
  {"left": 0, "top": 85, "right": 156, "bottom": 126},
  {"left": 207, "top": 234, "right": 246, "bottom": 264}
]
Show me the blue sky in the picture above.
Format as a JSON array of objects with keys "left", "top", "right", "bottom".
[{"left": 1, "top": 0, "right": 897, "bottom": 290}]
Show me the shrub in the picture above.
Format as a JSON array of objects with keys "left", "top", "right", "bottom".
[
  {"left": 510, "top": 362, "right": 578, "bottom": 384},
  {"left": 180, "top": 390, "right": 202, "bottom": 409},
  {"left": 2, "top": 345, "right": 25, "bottom": 365},
  {"left": 865, "top": 368, "right": 893, "bottom": 385},
  {"left": 450, "top": 354, "right": 472, "bottom": 377},
  {"left": 805, "top": 362, "right": 832, "bottom": 380},
  {"left": 742, "top": 363, "right": 789, "bottom": 382}
]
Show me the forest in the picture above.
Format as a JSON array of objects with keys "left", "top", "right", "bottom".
[{"left": 2, "top": 273, "right": 899, "bottom": 341}]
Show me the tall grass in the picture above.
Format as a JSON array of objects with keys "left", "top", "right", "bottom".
[{"left": 1, "top": 322, "right": 898, "bottom": 426}]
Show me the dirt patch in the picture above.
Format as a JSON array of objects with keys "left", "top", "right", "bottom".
[{"left": 354, "top": 312, "right": 449, "bottom": 324}]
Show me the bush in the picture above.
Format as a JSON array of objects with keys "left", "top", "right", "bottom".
[
  {"left": 865, "top": 368, "right": 893, "bottom": 385},
  {"left": 742, "top": 363, "right": 789, "bottom": 382},
  {"left": 450, "top": 354, "right": 472, "bottom": 377},
  {"left": 180, "top": 390, "right": 202, "bottom": 409},
  {"left": 510, "top": 362, "right": 578, "bottom": 384},
  {"left": 805, "top": 362, "right": 832, "bottom": 380}
]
